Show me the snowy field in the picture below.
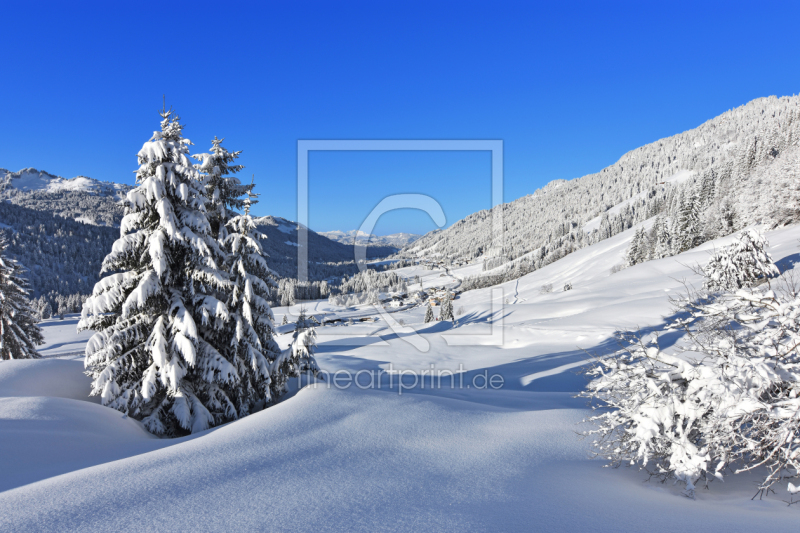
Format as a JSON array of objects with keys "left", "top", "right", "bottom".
[{"left": 2, "top": 223, "right": 800, "bottom": 531}]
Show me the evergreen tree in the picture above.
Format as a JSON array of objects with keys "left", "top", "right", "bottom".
[
  {"left": 625, "top": 228, "right": 643, "bottom": 266},
  {"left": 424, "top": 303, "right": 433, "bottom": 323},
  {"left": 439, "top": 294, "right": 454, "bottom": 321},
  {"left": 0, "top": 238, "right": 43, "bottom": 359},
  {"left": 653, "top": 215, "right": 671, "bottom": 259},
  {"left": 702, "top": 229, "right": 779, "bottom": 292},
  {"left": 221, "top": 184, "right": 282, "bottom": 413},
  {"left": 271, "top": 308, "right": 321, "bottom": 396},
  {"left": 281, "top": 314, "right": 288, "bottom": 325},
  {"left": 79, "top": 108, "right": 240, "bottom": 436},
  {"left": 675, "top": 190, "right": 701, "bottom": 253},
  {"left": 193, "top": 137, "right": 250, "bottom": 243}
]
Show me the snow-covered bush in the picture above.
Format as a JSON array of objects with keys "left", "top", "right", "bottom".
[
  {"left": 702, "top": 228, "right": 779, "bottom": 292},
  {"left": 540, "top": 283, "right": 553, "bottom": 294},
  {"left": 609, "top": 264, "right": 626, "bottom": 275},
  {"left": 0, "top": 238, "right": 43, "bottom": 359},
  {"left": 580, "top": 273, "right": 800, "bottom": 498}
]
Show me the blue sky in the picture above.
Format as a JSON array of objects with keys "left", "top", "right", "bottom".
[{"left": 2, "top": 1, "right": 800, "bottom": 235}]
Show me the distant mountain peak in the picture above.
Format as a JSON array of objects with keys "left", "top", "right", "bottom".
[
  {"left": 318, "top": 229, "right": 420, "bottom": 248},
  {"left": 0, "top": 167, "right": 131, "bottom": 199}
]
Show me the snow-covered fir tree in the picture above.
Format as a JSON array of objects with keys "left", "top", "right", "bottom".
[
  {"left": 424, "top": 303, "right": 434, "bottom": 323},
  {"left": 220, "top": 184, "right": 283, "bottom": 412},
  {"left": 193, "top": 137, "right": 249, "bottom": 243},
  {"left": 0, "top": 238, "right": 43, "bottom": 359},
  {"left": 79, "top": 108, "right": 252, "bottom": 436},
  {"left": 702, "top": 228, "right": 779, "bottom": 292},
  {"left": 439, "top": 295, "right": 453, "bottom": 321},
  {"left": 625, "top": 227, "right": 648, "bottom": 266},
  {"left": 271, "top": 308, "right": 321, "bottom": 397}
]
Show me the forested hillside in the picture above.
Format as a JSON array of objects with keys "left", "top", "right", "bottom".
[{"left": 404, "top": 95, "right": 800, "bottom": 282}]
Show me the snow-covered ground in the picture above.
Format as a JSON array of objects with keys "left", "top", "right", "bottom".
[{"left": 2, "top": 223, "right": 800, "bottom": 531}]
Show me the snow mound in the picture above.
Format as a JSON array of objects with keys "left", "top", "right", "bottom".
[
  {"left": 0, "top": 359, "right": 97, "bottom": 402},
  {"left": 0, "top": 396, "right": 161, "bottom": 492}
]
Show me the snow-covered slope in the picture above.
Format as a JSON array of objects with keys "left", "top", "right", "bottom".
[{"left": 3, "top": 222, "right": 800, "bottom": 531}]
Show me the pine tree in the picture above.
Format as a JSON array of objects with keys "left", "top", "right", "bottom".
[
  {"left": 702, "top": 229, "right": 779, "bottom": 292},
  {"left": 193, "top": 137, "right": 250, "bottom": 243},
  {"left": 0, "top": 238, "right": 43, "bottom": 359},
  {"left": 79, "top": 108, "right": 240, "bottom": 436},
  {"left": 221, "top": 184, "right": 282, "bottom": 413},
  {"left": 281, "top": 314, "right": 288, "bottom": 325},
  {"left": 424, "top": 303, "right": 433, "bottom": 323},
  {"left": 271, "top": 308, "right": 321, "bottom": 396},
  {"left": 40, "top": 301, "right": 52, "bottom": 320},
  {"left": 439, "top": 294, "right": 454, "bottom": 321},
  {"left": 675, "top": 189, "right": 701, "bottom": 253},
  {"left": 625, "top": 228, "right": 643, "bottom": 266},
  {"left": 653, "top": 215, "right": 671, "bottom": 259}
]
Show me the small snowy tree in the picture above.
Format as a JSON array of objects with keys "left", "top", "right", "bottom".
[
  {"left": 424, "top": 303, "right": 433, "bottom": 323},
  {"left": 439, "top": 295, "right": 454, "bottom": 321},
  {"left": 0, "top": 239, "right": 43, "bottom": 359},
  {"left": 625, "top": 227, "right": 647, "bottom": 266},
  {"left": 79, "top": 108, "right": 240, "bottom": 436},
  {"left": 702, "top": 229, "right": 779, "bottom": 292},
  {"left": 281, "top": 314, "right": 288, "bottom": 325},
  {"left": 271, "top": 309, "right": 321, "bottom": 397}
]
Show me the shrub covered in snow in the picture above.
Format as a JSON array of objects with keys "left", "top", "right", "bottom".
[{"left": 580, "top": 273, "right": 800, "bottom": 498}]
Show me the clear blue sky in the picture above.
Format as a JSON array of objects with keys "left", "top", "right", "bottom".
[{"left": 2, "top": 1, "right": 799, "bottom": 235}]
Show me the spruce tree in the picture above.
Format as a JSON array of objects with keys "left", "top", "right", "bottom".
[
  {"left": 424, "top": 303, "right": 434, "bottom": 323},
  {"left": 221, "top": 184, "right": 282, "bottom": 413},
  {"left": 676, "top": 190, "right": 701, "bottom": 253},
  {"left": 271, "top": 307, "right": 321, "bottom": 397},
  {"left": 625, "top": 228, "right": 642, "bottom": 266},
  {"left": 702, "top": 229, "right": 779, "bottom": 291},
  {"left": 0, "top": 238, "right": 43, "bottom": 360},
  {"left": 193, "top": 137, "right": 250, "bottom": 243},
  {"left": 439, "top": 294, "right": 454, "bottom": 321},
  {"left": 79, "top": 108, "right": 240, "bottom": 436}
]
